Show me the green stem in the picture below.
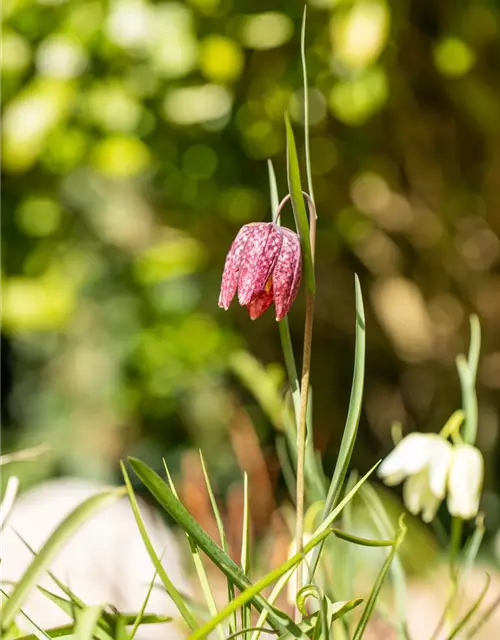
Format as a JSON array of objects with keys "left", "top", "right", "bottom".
[{"left": 293, "top": 195, "right": 317, "bottom": 621}]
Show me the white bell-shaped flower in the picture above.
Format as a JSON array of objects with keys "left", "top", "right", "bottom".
[
  {"left": 378, "top": 433, "right": 454, "bottom": 522},
  {"left": 447, "top": 444, "right": 484, "bottom": 520}
]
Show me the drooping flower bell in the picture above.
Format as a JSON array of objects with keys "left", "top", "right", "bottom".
[
  {"left": 378, "top": 433, "right": 454, "bottom": 523},
  {"left": 218, "top": 222, "right": 302, "bottom": 321},
  {"left": 447, "top": 443, "right": 484, "bottom": 520}
]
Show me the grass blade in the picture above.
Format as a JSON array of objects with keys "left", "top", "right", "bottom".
[
  {"left": 128, "top": 457, "right": 298, "bottom": 636},
  {"left": 75, "top": 605, "right": 103, "bottom": 640},
  {"left": 359, "top": 482, "right": 410, "bottom": 640},
  {"left": 186, "top": 527, "right": 338, "bottom": 640},
  {"left": 164, "top": 459, "right": 225, "bottom": 640},
  {"left": 120, "top": 462, "right": 198, "bottom": 631},
  {"left": 1, "top": 488, "right": 125, "bottom": 631},
  {"left": 199, "top": 451, "right": 237, "bottom": 634},
  {"left": 448, "top": 573, "right": 491, "bottom": 639},
  {"left": 285, "top": 111, "right": 314, "bottom": 294},
  {"left": 268, "top": 159, "right": 280, "bottom": 218},
  {"left": 300, "top": 5, "right": 313, "bottom": 201},
  {"left": 352, "top": 516, "right": 407, "bottom": 640},
  {"left": 309, "top": 275, "right": 365, "bottom": 578}
]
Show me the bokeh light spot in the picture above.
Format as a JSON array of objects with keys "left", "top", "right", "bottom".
[
  {"left": 329, "top": 66, "right": 388, "bottom": 125},
  {"left": 16, "top": 197, "right": 63, "bottom": 237},
  {"left": 200, "top": 35, "right": 244, "bottom": 82},
  {"left": 163, "top": 85, "right": 233, "bottom": 125},
  {"left": 91, "top": 136, "right": 150, "bottom": 177},
  {"left": 240, "top": 12, "right": 294, "bottom": 50},
  {"left": 434, "top": 37, "right": 476, "bottom": 77}
]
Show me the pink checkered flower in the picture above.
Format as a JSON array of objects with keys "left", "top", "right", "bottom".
[{"left": 218, "top": 222, "right": 302, "bottom": 320}]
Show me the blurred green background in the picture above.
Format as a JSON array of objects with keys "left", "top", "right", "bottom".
[{"left": 2, "top": 0, "right": 500, "bottom": 544}]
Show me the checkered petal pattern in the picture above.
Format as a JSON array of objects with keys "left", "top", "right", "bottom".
[{"left": 219, "top": 222, "right": 302, "bottom": 320}]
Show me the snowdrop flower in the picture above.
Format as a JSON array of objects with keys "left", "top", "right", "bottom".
[
  {"left": 378, "top": 433, "right": 454, "bottom": 523},
  {"left": 447, "top": 444, "right": 484, "bottom": 520}
]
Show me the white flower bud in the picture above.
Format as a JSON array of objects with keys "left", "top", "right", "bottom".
[{"left": 447, "top": 444, "right": 484, "bottom": 520}]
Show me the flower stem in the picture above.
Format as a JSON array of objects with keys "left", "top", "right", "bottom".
[
  {"left": 294, "top": 290, "right": 315, "bottom": 619},
  {"left": 293, "top": 194, "right": 317, "bottom": 621}
]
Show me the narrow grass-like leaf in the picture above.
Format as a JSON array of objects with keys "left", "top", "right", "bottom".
[
  {"left": 309, "top": 275, "right": 365, "bottom": 578},
  {"left": 359, "top": 482, "right": 410, "bottom": 640},
  {"left": 462, "top": 515, "right": 485, "bottom": 583},
  {"left": 251, "top": 463, "right": 378, "bottom": 640},
  {"left": 330, "top": 528, "right": 393, "bottom": 547},
  {"left": 76, "top": 605, "right": 103, "bottom": 640},
  {"left": 285, "top": 112, "right": 314, "bottom": 294},
  {"left": 199, "top": 451, "right": 237, "bottom": 634},
  {"left": 467, "top": 315, "right": 481, "bottom": 386},
  {"left": 227, "top": 628, "right": 278, "bottom": 639},
  {"left": 128, "top": 566, "right": 158, "bottom": 640},
  {"left": 163, "top": 458, "right": 224, "bottom": 640},
  {"left": 121, "top": 462, "right": 198, "bottom": 631},
  {"left": 352, "top": 516, "right": 407, "bottom": 640},
  {"left": 1, "top": 488, "right": 125, "bottom": 631},
  {"left": 457, "top": 356, "right": 478, "bottom": 446},
  {"left": 447, "top": 573, "right": 491, "bottom": 639},
  {"left": 0, "top": 587, "right": 53, "bottom": 640},
  {"left": 268, "top": 159, "right": 280, "bottom": 219},
  {"left": 300, "top": 5, "right": 313, "bottom": 201},
  {"left": 465, "top": 591, "right": 500, "bottom": 639},
  {"left": 37, "top": 584, "right": 112, "bottom": 640},
  {"left": 186, "top": 526, "right": 340, "bottom": 640},
  {"left": 128, "top": 457, "right": 298, "bottom": 636}
]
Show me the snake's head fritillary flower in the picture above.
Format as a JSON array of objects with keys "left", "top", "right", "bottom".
[
  {"left": 378, "top": 433, "right": 454, "bottom": 523},
  {"left": 447, "top": 444, "right": 484, "bottom": 520},
  {"left": 218, "top": 222, "right": 302, "bottom": 321}
]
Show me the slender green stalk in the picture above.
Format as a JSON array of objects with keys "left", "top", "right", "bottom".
[
  {"left": 294, "top": 290, "right": 315, "bottom": 620},
  {"left": 273, "top": 190, "right": 319, "bottom": 621}
]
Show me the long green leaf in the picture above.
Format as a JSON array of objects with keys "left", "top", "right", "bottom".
[
  {"left": 186, "top": 527, "right": 339, "bottom": 640},
  {"left": 251, "top": 463, "right": 378, "bottom": 640},
  {"left": 199, "top": 450, "right": 237, "bottom": 634},
  {"left": 448, "top": 573, "right": 491, "bottom": 639},
  {"left": 300, "top": 5, "right": 313, "bottom": 201},
  {"left": 1, "top": 488, "right": 125, "bottom": 630},
  {"left": 128, "top": 457, "right": 299, "bottom": 636},
  {"left": 76, "top": 605, "right": 103, "bottom": 640},
  {"left": 352, "top": 516, "right": 407, "bottom": 640},
  {"left": 359, "top": 482, "right": 410, "bottom": 640},
  {"left": 285, "top": 112, "right": 314, "bottom": 294},
  {"left": 309, "top": 275, "right": 365, "bottom": 578},
  {"left": 120, "top": 462, "right": 198, "bottom": 631}
]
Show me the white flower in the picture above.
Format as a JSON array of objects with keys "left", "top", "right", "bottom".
[
  {"left": 447, "top": 444, "right": 484, "bottom": 520},
  {"left": 378, "top": 433, "right": 454, "bottom": 522}
]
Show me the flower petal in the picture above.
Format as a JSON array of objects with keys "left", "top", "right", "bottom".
[
  {"left": 427, "top": 438, "right": 454, "bottom": 499},
  {"left": 403, "top": 470, "right": 427, "bottom": 515},
  {"left": 447, "top": 444, "right": 484, "bottom": 520},
  {"left": 378, "top": 433, "right": 433, "bottom": 485},
  {"left": 272, "top": 228, "right": 302, "bottom": 321},
  {"left": 237, "top": 224, "right": 283, "bottom": 307},
  {"left": 218, "top": 224, "right": 258, "bottom": 310},
  {"left": 246, "top": 288, "right": 274, "bottom": 320}
]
